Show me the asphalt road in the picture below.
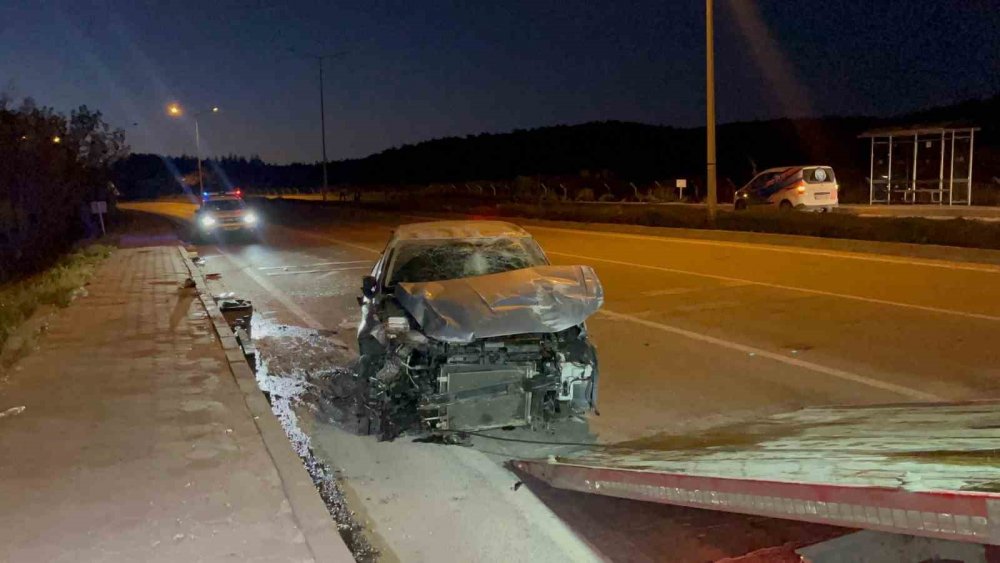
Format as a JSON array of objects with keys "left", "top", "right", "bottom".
[{"left": 125, "top": 200, "right": 1000, "bottom": 561}]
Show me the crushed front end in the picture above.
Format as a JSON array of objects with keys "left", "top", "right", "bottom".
[
  {"left": 362, "top": 324, "right": 598, "bottom": 440},
  {"left": 357, "top": 265, "right": 603, "bottom": 441}
]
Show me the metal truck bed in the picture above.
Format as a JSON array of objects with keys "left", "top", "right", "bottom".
[{"left": 514, "top": 401, "right": 1000, "bottom": 545}]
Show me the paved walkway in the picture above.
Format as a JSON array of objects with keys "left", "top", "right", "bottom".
[{"left": 0, "top": 246, "right": 349, "bottom": 562}]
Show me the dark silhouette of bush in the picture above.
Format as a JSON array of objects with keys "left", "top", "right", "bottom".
[{"left": 0, "top": 96, "right": 127, "bottom": 281}]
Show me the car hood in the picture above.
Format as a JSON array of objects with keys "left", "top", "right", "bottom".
[{"left": 394, "top": 265, "right": 604, "bottom": 343}]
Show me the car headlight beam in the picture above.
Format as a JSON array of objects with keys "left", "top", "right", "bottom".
[
  {"left": 243, "top": 212, "right": 258, "bottom": 224},
  {"left": 200, "top": 215, "right": 216, "bottom": 228}
]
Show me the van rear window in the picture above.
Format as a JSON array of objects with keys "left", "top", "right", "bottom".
[{"left": 804, "top": 167, "right": 835, "bottom": 183}]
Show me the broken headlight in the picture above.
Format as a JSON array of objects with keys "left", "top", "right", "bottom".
[{"left": 384, "top": 316, "right": 410, "bottom": 336}]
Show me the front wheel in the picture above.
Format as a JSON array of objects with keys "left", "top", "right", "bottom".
[
  {"left": 779, "top": 200, "right": 794, "bottom": 211},
  {"left": 734, "top": 199, "right": 747, "bottom": 211}
]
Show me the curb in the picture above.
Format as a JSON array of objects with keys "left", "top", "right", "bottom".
[{"left": 177, "top": 246, "right": 354, "bottom": 562}]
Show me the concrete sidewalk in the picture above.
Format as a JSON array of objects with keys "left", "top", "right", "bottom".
[{"left": 0, "top": 246, "right": 351, "bottom": 562}]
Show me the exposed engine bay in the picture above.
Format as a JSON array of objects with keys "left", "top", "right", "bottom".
[{"left": 359, "top": 314, "right": 598, "bottom": 441}]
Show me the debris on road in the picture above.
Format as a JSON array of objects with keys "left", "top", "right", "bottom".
[
  {"left": 205, "top": 273, "right": 222, "bottom": 281},
  {"left": 0, "top": 405, "right": 26, "bottom": 419},
  {"left": 235, "top": 327, "right": 255, "bottom": 361},
  {"left": 181, "top": 277, "right": 196, "bottom": 289},
  {"left": 251, "top": 321, "right": 378, "bottom": 562},
  {"left": 218, "top": 297, "right": 253, "bottom": 338}
]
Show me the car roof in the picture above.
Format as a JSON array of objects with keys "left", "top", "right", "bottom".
[
  {"left": 760, "top": 165, "right": 832, "bottom": 174},
  {"left": 391, "top": 220, "right": 532, "bottom": 241}
]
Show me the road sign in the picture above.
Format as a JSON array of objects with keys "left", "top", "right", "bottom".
[
  {"left": 90, "top": 201, "right": 107, "bottom": 235},
  {"left": 676, "top": 179, "right": 687, "bottom": 199}
]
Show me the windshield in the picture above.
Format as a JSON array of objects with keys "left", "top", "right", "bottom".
[
  {"left": 387, "top": 238, "right": 548, "bottom": 285},
  {"left": 204, "top": 199, "right": 245, "bottom": 211}
]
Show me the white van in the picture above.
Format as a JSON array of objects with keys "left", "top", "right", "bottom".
[{"left": 734, "top": 166, "right": 839, "bottom": 212}]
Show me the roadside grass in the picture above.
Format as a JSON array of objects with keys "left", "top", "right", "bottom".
[
  {"left": 260, "top": 196, "right": 1000, "bottom": 251},
  {"left": 0, "top": 244, "right": 113, "bottom": 357}
]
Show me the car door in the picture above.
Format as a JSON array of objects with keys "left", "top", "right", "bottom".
[{"left": 747, "top": 172, "right": 778, "bottom": 205}]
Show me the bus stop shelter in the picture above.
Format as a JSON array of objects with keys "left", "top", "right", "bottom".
[{"left": 859, "top": 125, "right": 979, "bottom": 205}]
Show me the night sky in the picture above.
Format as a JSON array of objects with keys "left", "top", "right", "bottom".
[{"left": 2, "top": 1, "right": 997, "bottom": 163}]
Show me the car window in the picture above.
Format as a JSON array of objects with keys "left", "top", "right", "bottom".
[
  {"left": 387, "top": 238, "right": 548, "bottom": 285},
  {"left": 751, "top": 173, "right": 777, "bottom": 190},
  {"left": 804, "top": 167, "right": 835, "bottom": 183},
  {"left": 204, "top": 199, "right": 245, "bottom": 211}
]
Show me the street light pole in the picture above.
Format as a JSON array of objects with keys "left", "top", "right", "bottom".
[
  {"left": 705, "top": 0, "right": 718, "bottom": 222},
  {"left": 195, "top": 117, "right": 204, "bottom": 192},
  {"left": 318, "top": 56, "right": 329, "bottom": 201},
  {"left": 168, "top": 104, "right": 218, "bottom": 194}
]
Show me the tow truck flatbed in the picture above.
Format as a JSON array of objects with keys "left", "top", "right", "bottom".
[{"left": 515, "top": 401, "right": 1000, "bottom": 546}]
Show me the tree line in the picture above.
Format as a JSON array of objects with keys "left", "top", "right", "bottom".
[
  {"left": 113, "top": 93, "right": 999, "bottom": 204},
  {"left": 0, "top": 96, "right": 128, "bottom": 281}
]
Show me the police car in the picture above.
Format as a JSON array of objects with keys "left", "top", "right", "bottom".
[
  {"left": 734, "top": 166, "right": 839, "bottom": 212},
  {"left": 193, "top": 190, "right": 260, "bottom": 239}
]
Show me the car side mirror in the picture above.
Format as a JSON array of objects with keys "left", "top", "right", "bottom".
[{"left": 361, "top": 275, "right": 379, "bottom": 299}]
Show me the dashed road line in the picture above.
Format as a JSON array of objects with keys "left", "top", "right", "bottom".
[
  {"left": 597, "top": 309, "right": 942, "bottom": 401},
  {"left": 216, "top": 248, "right": 326, "bottom": 330},
  {"left": 258, "top": 260, "right": 371, "bottom": 271},
  {"left": 549, "top": 251, "right": 1000, "bottom": 322},
  {"left": 266, "top": 266, "right": 370, "bottom": 277}
]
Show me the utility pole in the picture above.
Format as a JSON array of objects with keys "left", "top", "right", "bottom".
[
  {"left": 318, "top": 57, "right": 328, "bottom": 201},
  {"left": 289, "top": 49, "right": 347, "bottom": 202},
  {"left": 705, "top": 0, "right": 718, "bottom": 221}
]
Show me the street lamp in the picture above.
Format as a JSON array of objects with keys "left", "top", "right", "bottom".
[{"left": 167, "top": 103, "right": 220, "bottom": 192}]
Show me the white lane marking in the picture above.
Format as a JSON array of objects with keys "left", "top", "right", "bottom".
[
  {"left": 216, "top": 249, "right": 325, "bottom": 330},
  {"left": 640, "top": 282, "right": 748, "bottom": 298},
  {"left": 266, "top": 266, "right": 370, "bottom": 277},
  {"left": 258, "top": 260, "right": 370, "bottom": 271},
  {"left": 283, "top": 228, "right": 381, "bottom": 255},
  {"left": 526, "top": 224, "right": 1000, "bottom": 274},
  {"left": 315, "top": 267, "right": 370, "bottom": 280},
  {"left": 549, "top": 251, "right": 1000, "bottom": 322},
  {"left": 597, "top": 309, "right": 942, "bottom": 401}
]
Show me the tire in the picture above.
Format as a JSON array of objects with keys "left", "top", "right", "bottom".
[
  {"left": 779, "top": 200, "right": 794, "bottom": 211},
  {"left": 734, "top": 199, "right": 747, "bottom": 211}
]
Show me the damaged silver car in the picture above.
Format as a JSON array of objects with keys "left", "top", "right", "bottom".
[{"left": 356, "top": 220, "right": 603, "bottom": 440}]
